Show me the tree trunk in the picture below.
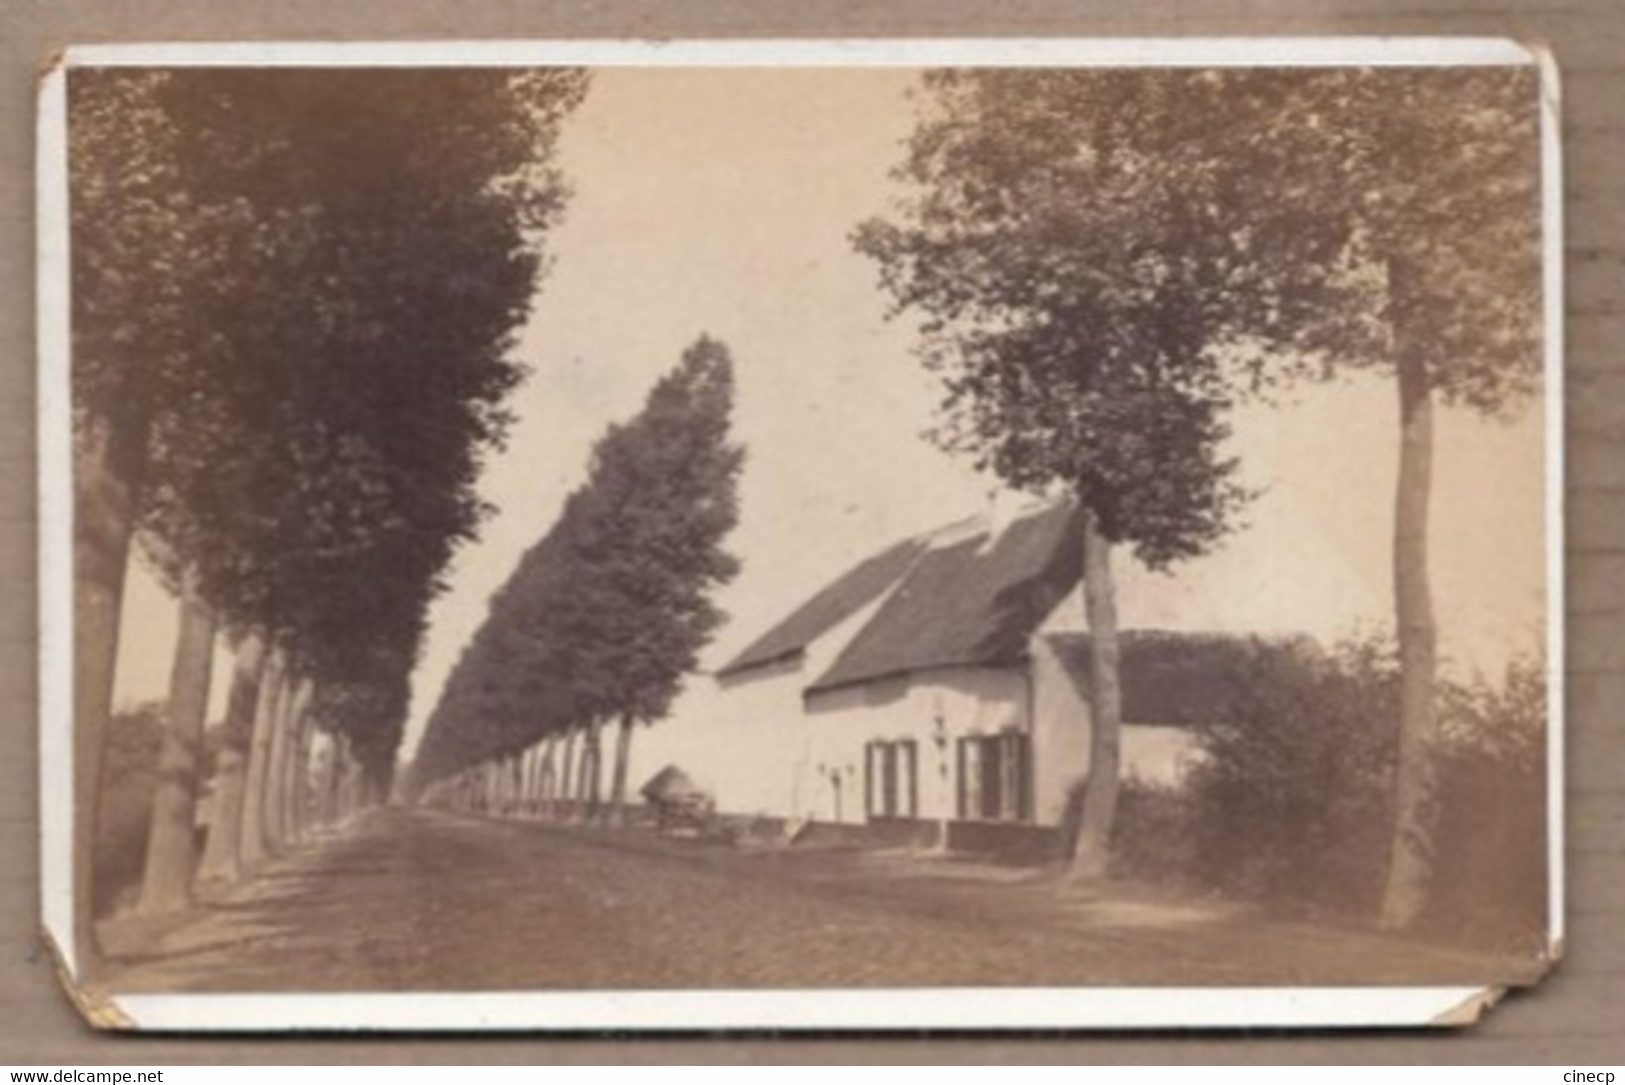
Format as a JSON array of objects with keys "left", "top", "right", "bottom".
[
  {"left": 70, "top": 415, "right": 141, "bottom": 972},
  {"left": 137, "top": 572, "right": 217, "bottom": 915},
  {"left": 1380, "top": 348, "right": 1440, "bottom": 930},
  {"left": 298, "top": 707, "right": 318, "bottom": 833},
  {"left": 198, "top": 630, "right": 267, "bottom": 882},
  {"left": 544, "top": 735, "right": 558, "bottom": 803},
  {"left": 610, "top": 714, "right": 635, "bottom": 825},
  {"left": 238, "top": 647, "right": 286, "bottom": 872},
  {"left": 560, "top": 729, "right": 578, "bottom": 813},
  {"left": 583, "top": 718, "right": 604, "bottom": 818},
  {"left": 318, "top": 734, "right": 338, "bottom": 829},
  {"left": 262, "top": 671, "right": 294, "bottom": 854},
  {"left": 536, "top": 736, "right": 553, "bottom": 811},
  {"left": 264, "top": 672, "right": 309, "bottom": 854},
  {"left": 340, "top": 739, "right": 357, "bottom": 821},
  {"left": 286, "top": 698, "right": 313, "bottom": 844},
  {"left": 329, "top": 734, "right": 349, "bottom": 825},
  {"left": 278, "top": 678, "right": 313, "bottom": 846},
  {"left": 286, "top": 684, "right": 313, "bottom": 842},
  {"left": 522, "top": 745, "right": 535, "bottom": 814},
  {"left": 1069, "top": 506, "right": 1123, "bottom": 880}
]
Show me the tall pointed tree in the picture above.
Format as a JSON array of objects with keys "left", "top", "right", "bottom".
[
  {"left": 414, "top": 338, "right": 744, "bottom": 816},
  {"left": 566, "top": 337, "right": 744, "bottom": 820}
]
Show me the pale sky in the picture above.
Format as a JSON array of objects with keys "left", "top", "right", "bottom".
[{"left": 110, "top": 67, "right": 1548, "bottom": 759}]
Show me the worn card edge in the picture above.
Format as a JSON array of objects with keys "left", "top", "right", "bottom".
[{"left": 35, "top": 35, "right": 1565, "bottom": 1033}]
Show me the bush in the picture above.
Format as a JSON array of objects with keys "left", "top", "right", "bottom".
[
  {"left": 1426, "top": 654, "right": 1547, "bottom": 951},
  {"left": 1178, "top": 635, "right": 1398, "bottom": 917},
  {"left": 1107, "top": 780, "right": 1200, "bottom": 889},
  {"left": 1106, "top": 636, "right": 1548, "bottom": 950}
]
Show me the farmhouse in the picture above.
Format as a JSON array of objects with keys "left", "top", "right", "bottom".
[{"left": 680, "top": 495, "right": 1282, "bottom": 854}]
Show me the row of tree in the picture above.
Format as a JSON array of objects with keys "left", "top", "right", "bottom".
[
  {"left": 69, "top": 68, "right": 588, "bottom": 967},
  {"left": 856, "top": 66, "right": 1542, "bottom": 927},
  {"left": 411, "top": 337, "right": 743, "bottom": 818}
]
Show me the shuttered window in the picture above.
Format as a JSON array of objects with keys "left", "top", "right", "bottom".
[
  {"left": 864, "top": 739, "right": 919, "bottom": 818},
  {"left": 955, "top": 731, "right": 1032, "bottom": 823}
]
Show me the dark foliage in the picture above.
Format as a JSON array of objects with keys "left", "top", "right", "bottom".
[
  {"left": 413, "top": 338, "right": 743, "bottom": 786},
  {"left": 1105, "top": 641, "right": 1547, "bottom": 951},
  {"left": 70, "top": 68, "right": 589, "bottom": 777},
  {"left": 856, "top": 63, "right": 1543, "bottom": 912}
]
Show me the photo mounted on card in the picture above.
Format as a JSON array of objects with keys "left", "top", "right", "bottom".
[{"left": 37, "top": 38, "right": 1563, "bottom": 1031}]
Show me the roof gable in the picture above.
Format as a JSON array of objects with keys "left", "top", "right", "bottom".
[
  {"left": 806, "top": 501, "right": 1083, "bottom": 695},
  {"left": 715, "top": 535, "right": 928, "bottom": 680}
]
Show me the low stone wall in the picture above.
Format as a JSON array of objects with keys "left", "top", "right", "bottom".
[
  {"left": 946, "top": 819, "right": 1062, "bottom": 864},
  {"left": 862, "top": 816, "right": 940, "bottom": 850},
  {"left": 792, "top": 816, "right": 1056, "bottom": 863},
  {"left": 789, "top": 820, "right": 872, "bottom": 849}
]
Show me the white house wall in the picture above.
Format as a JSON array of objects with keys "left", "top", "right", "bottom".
[
  {"left": 802, "top": 666, "right": 1027, "bottom": 826},
  {"left": 1028, "top": 634, "right": 1091, "bottom": 826},
  {"left": 1030, "top": 584, "right": 1206, "bottom": 818},
  {"left": 623, "top": 590, "right": 898, "bottom": 821},
  {"left": 618, "top": 542, "right": 1212, "bottom": 830}
]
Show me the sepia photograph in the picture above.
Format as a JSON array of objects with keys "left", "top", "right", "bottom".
[{"left": 37, "top": 39, "right": 1561, "bottom": 1030}]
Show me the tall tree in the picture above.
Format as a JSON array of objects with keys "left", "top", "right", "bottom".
[
  {"left": 565, "top": 337, "right": 744, "bottom": 820},
  {"left": 153, "top": 67, "right": 588, "bottom": 848},
  {"left": 856, "top": 67, "right": 1542, "bottom": 914},
  {"left": 134, "top": 569, "right": 216, "bottom": 914},
  {"left": 414, "top": 491, "right": 601, "bottom": 790},
  {"left": 196, "top": 630, "right": 266, "bottom": 882},
  {"left": 1228, "top": 68, "right": 1542, "bottom": 927},
  {"left": 855, "top": 71, "right": 1255, "bottom": 877},
  {"left": 67, "top": 69, "right": 254, "bottom": 950},
  {"left": 67, "top": 68, "right": 590, "bottom": 935},
  {"left": 414, "top": 338, "right": 744, "bottom": 815}
]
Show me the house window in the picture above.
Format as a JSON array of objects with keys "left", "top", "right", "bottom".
[
  {"left": 956, "top": 731, "right": 1031, "bottom": 822},
  {"left": 864, "top": 740, "right": 918, "bottom": 818}
]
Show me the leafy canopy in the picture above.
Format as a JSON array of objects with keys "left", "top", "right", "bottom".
[
  {"left": 69, "top": 68, "right": 590, "bottom": 776},
  {"left": 416, "top": 337, "right": 743, "bottom": 784},
  {"left": 854, "top": 67, "right": 1542, "bottom": 563}
]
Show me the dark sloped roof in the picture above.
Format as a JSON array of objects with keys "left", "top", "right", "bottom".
[
  {"left": 806, "top": 501, "right": 1083, "bottom": 695},
  {"left": 715, "top": 535, "right": 929, "bottom": 679},
  {"left": 1046, "top": 630, "right": 1315, "bottom": 727}
]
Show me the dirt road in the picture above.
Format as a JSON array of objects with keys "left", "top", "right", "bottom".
[{"left": 99, "top": 806, "right": 1537, "bottom": 993}]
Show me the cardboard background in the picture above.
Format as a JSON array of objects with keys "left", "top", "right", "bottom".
[{"left": 2, "top": 1, "right": 1619, "bottom": 1063}]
